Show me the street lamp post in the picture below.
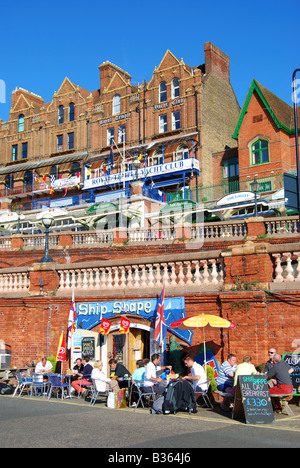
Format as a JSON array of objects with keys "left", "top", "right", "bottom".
[
  {"left": 39, "top": 213, "right": 54, "bottom": 263},
  {"left": 292, "top": 69, "right": 300, "bottom": 230},
  {"left": 250, "top": 177, "right": 260, "bottom": 217},
  {"left": 16, "top": 205, "right": 22, "bottom": 234}
]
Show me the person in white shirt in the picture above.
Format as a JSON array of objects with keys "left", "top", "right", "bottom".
[
  {"left": 143, "top": 353, "right": 172, "bottom": 395},
  {"left": 182, "top": 354, "right": 207, "bottom": 391},
  {"left": 91, "top": 361, "right": 119, "bottom": 392},
  {"left": 35, "top": 357, "right": 53, "bottom": 375}
]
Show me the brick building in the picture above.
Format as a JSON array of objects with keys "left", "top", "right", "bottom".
[{"left": 0, "top": 42, "right": 239, "bottom": 214}]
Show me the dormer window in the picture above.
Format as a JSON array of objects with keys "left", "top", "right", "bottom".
[
  {"left": 159, "top": 82, "right": 167, "bottom": 103},
  {"left": 58, "top": 105, "right": 64, "bottom": 124},
  {"left": 18, "top": 114, "right": 24, "bottom": 132},
  {"left": 112, "top": 95, "right": 121, "bottom": 115}
]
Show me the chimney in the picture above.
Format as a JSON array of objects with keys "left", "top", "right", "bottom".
[
  {"left": 204, "top": 42, "right": 230, "bottom": 82},
  {"left": 99, "top": 61, "right": 131, "bottom": 91}
]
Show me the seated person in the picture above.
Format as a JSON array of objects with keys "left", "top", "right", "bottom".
[
  {"left": 71, "top": 358, "right": 84, "bottom": 382},
  {"left": 35, "top": 357, "right": 53, "bottom": 381},
  {"left": 108, "top": 358, "right": 131, "bottom": 389},
  {"left": 131, "top": 359, "right": 146, "bottom": 405},
  {"left": 264, "top": 347, "right": 277, "bottom": 374},
  {"left": 143, "top": 353, "right": 172, "bottom": 396},
  {"left": 182, "top": 354, "right": 207, "bottom": 392},
  {"left": 72, "top": 355, "right": 93, "bottom": 396},
  {"left": 231, "top": 356, "right": 258, "bottom": 395},
  {"left": 267, "top": 354, "right": 294, "bottom": 412},
  {"left": 216, "top": 354, "right": 237, "bottom": 392},
  {"left": 91, "top": 361, "right": 119, "bottom": 392},
  {"left": 215, "top": 353, "right": 237, "bottom": 412}
]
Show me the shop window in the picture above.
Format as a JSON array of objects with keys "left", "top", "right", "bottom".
[
  {"left": 159, "top": 114, "right": 167, "bottom": 133},
  {"left": 112, "top": 95, "right": 121, "bottom": 115},
  {"left": 172, "top": 111, "right": 180, "bottom": 130},
  {"left": 68, "top": 102, "right": 75, "bottom": 122},
  {"left": 18, "top": 114, "right": 25, "bottom": 132},
  {"left": 159, "top": 81, "right": 167, "bottom": 103},
  {"left": 171, "top": 78, "right": 180, "bottom": 98},
  {"left": 251, "top": 139, "right": 269, "bottom": 165},
  {"left": 58, "top": 105, "right": 64, "bottom": 124}
]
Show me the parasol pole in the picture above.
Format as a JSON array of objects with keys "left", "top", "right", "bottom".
[{"left": 203, "top": 326, "right": 207, "bottom": 379}]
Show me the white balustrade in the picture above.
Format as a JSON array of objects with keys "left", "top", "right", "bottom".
[
  {"left": 272, "top": 252, "right": 300, "bottom": 283},
  {"left": 265, "top": 217, "right": 299, "bottom": 237},
  {"left": 57, "top": 259, "right": 224, "bottom": 292},
  {"left": 0, "top": 272, "right": 29, "bottom": 292}
]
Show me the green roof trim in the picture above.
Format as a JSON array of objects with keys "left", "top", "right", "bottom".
[{"left": 232, "top": 79, "right": 297, "bottom": 140}]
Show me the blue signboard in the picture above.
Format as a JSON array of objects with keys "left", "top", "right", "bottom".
[{"left": 76, "top": 296, "right": 193, "bottom": 345}]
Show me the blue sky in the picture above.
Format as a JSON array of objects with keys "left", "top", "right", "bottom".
[{"left": 0, "top": 0, "right": 299, "bottom": 122}]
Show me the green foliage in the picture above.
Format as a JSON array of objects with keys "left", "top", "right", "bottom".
[
  {"left": 168, "top": 336, "right": 186, "bottom": 375},
  {"left": 204, "top": 364, "right": 217, "bottom": 392},
  {"left": 47, "top": 355, "right": 57, "bottom": 373}
]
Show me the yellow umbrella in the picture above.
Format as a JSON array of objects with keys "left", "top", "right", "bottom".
[{"left": 170, "top": 314, "right": 235, "bottom": 374}]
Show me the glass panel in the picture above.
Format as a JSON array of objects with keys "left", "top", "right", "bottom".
[{"left": 261, "top": 149, "right": 269, "bottom": 163}]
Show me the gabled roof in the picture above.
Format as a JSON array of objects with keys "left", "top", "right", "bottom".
[{"left": 232, "top": 79, "right": 300, "bottom": 139}]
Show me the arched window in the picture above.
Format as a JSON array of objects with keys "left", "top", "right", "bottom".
[
  {"left": 112, "top": 95, "right": 121, "bottom": 115},
  {"left": 69, "top": 162, "right": 80, "bottom": 177},
  {"left": 5, "top": 174, "right": 14, "bottom": 194},
  {"left": 68, "top": 102, "right": 75, "bottom": 122},
  {"left": 251, "top": 139, "right": 269, "bottom": 165},
  {"left": 150, "top": 149, "right": 163, "bottom": 166},
  {"left": 18, "top": 114, "right": 25, "bottom": 132},
  {"left": 24, "top": 171, "right": 33, "bottom": 189},
  {"left": 175, "top": 144, "right": 189, "bottom": 161},
  {"left": 171, "top": 78, "right": 180, "bottom": 99},
  {"left": 159, "top": 82, "right": 167, "bottom": 103},
  {"left": 50, "top": 166, "right": 59, "bottom": 181},
  {"left": 58, "top": 105, "right": 64, "bottom": 124}
]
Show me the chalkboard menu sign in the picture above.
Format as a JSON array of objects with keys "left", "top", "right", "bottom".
[
  {"left": 82, "top": 337, "right": 95, "bottom": 360},
  {"left": 283, "top": 353, "right": 300, "bottom": 396},
  {"left": 232, "top": 375, "right": 274, "bottom": 424}
]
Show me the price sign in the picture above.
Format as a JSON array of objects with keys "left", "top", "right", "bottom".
[{"left": 232, "top": 375, "right": 274, "bottom": 424}]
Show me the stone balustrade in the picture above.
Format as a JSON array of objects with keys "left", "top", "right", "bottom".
[
  {"left": 57, "top": 256, "right": 224, "bottom": 294},
  {"left": 0, "top": 270, "right": 30, "bottom": 293},
  {"left": 272, "top": 252, "right": 300, "bottom": 283}
]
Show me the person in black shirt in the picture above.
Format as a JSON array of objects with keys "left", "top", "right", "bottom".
[
  {"left": 72, "top": 355, "right": 93, "bottom": 396},
  {"left": 71, "top": 358, "right": 84, "bottom": 382},
  {"left": 109, "top": 358, "right": 131, "bottom": 389}
]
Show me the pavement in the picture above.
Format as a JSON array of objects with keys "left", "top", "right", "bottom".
[{"left": 1, "top": 393, "right": 300, "bottom": 449}]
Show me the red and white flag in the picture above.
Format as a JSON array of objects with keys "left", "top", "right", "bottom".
[
  {"left": 119, "top": 316, "right": 130, "bottom": 334},
  {"left": 67, "top": 291, "right": 76, "bottom": 350},
  {"left": 100, "top": 317, "right": 112, "bottom": 335},
  {"left": 154, "top": 284, "right": 166, "bottom": 347}
]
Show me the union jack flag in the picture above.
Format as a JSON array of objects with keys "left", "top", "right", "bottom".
[
  {"left": 67, "top": 291, "right": 76, "bottom": 350},
  {"left": 154, "top": 284, "right": 166, "bottom": 347}
]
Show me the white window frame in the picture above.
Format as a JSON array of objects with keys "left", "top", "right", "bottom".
[
  {"left": 159, "top": 114, "right": 167, "bottom": 133},
  {"left": 159, "top": 82, "right": 167, "bottom": 103},
  {"left": 112, "top": 95, "right": 121, "bottom": 115},
  {"left": 171, "top": 78, "right": 180, "bottom": 99},
  {"left": 107, "top": 128, "right": 114, "bottom": 146},
  {"left": 118, "top": 125, "right": 126, "bottom": 144},
  {"left": 172, "top": 111, "right": 180, "bottom": 130}
]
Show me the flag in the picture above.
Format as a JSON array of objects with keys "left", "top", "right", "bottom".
[
  {"left": 119, "top": 316, "right": 130, "bottom": 334},
  {"left": 67, "top": 291, "right": 76, "bottom": 350},
  {"left": 49, "top": 187, "right": 54, "bottom": 195},
  {"left": 56, "top": 331, "right": 67, "bottom": 362},
  {"left": 100, "top": 317, "right": 111, "bottom": 335},
  {"left": 50, "top": 175, "right": 56, "bottom": 186},
  {"left": 154, "top": 284, "right": 166, "bottom": 347}
]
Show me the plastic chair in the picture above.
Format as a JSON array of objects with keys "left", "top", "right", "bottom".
[
  {"left": 89, "top": 379, "right": 109, "bottom": 406},
  {"left": 133, "top": 379, "right": 156, "bottom": 411},
  {"left": 30, "top": 373, "right": 50, "bottom": 398},
  {"left": 195, "top": 379, "right": 213, "bottom": 409},
  {"left": 48, "top": 374, "right": 70, "bottom": 400},
  {"left": 12, "top": 372, "right": 32, "bottom": 398}
]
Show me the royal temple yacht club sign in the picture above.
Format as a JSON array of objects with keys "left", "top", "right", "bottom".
[
  {"left": 83, "top": 158, "right": 199, "bottom": 190},
  {"left": 76, "top": 297, "right": 192, "bottom": 344}
]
